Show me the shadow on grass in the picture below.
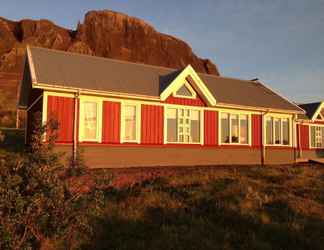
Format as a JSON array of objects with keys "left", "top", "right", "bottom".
[
  {"left": 81, "top": 178, "right": 324, "bottom": 250},
  {"left": 0, "top": 128, "right": 25, "bottom": 153}
]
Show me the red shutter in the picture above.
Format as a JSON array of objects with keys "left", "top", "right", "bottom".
[
  {"left": 204, "top": 110, "right": 218, "bottom": 145},
  {"left": 252, "top": 114, "right": 262, "bottom": 147},
  {"left": 299, "top": 124, "right": 309, "bottom": 149},
  {"left": 141, "top": 105, "right": 164, "bottom": 144},
  {"left": 47, "top": 96, "right": 74, "bottom": 143},
  {"left": 102, "top": 101, "right": 121, "bottom": 143}
]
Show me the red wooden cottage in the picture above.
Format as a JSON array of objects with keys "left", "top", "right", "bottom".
[
  {"left": 19, "top": 47, "right": 322, "bottom": 168},
  {"left": 297, "top": 102, "right": 324, "bottom": 160}
]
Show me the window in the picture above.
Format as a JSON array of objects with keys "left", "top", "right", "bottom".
[
  {"left": 173, "top": 82, "right": 196, "bottom": 99},
  {"left": 265, "top": 116, "right": 290, "bottom": 146},
  {"left": 122, "top": 104, "right": 139, "bottom": 142},
  {"left": 240, "top": 115, "right": 249, "bottom": 144},
  {"left": 310, "top": 126, "right": 324, "bottom": 148},
  {"left": 166, "top": 107, "right": 201, "bottom": 143},
  {"left": 80, "top": 100, "right": 101, "bottom": 141},
  {"left": 220, "top": 112, "right": 250, "bottom": 144}
]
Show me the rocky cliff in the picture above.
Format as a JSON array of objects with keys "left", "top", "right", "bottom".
[
  {"left": 0, "top": 10, "right": 219, "bottom": 74},
  {"left": 0, "top": 10, "right": 219, "bottom": 126}
]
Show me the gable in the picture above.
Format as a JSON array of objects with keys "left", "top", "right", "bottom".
[
  {"left": 313, "top": 102, "right": 324, "bottom": 121},
  {"left": 160, "top": 65, "right": 216, "bottom": 107}
]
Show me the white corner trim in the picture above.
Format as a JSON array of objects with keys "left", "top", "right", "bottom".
[{"left": 26, "top": 46, "right": 38, "bottom": 84}]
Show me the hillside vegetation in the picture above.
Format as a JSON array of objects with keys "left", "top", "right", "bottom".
[{"left": 1, "top": 127, "right": 324, "bottom": 249}]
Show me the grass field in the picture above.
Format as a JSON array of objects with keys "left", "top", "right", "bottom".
[
  {"left": 76, "top": 164, "right": 324, "bottom": 250},
  {"left": 1, "top": 131, "right": 323, "bottom": 249}
]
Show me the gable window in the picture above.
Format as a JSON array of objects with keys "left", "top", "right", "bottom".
[
  {"left": 122, "top": 103, "right": 140, "bottom": 143},
  {"left": 310, "top": 126, "right": 324, "bottom": 148},
  {"left": 173, "top": 82, "right": 196, "bottom": 99},
  {"left": 220, "top": 112, "right": 250, "bottom": 144},
  {"left": 265, "top": 116, "right": 290, "bottom": 146},
  {"left": 79, "top": 98, "right": 102, "bottom": 142},
  {"left": 166, "top": 107, "right": 201, "bottom": 144}
]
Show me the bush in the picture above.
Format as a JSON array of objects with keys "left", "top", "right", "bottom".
[{"left": 0, "top": 113, "right": 104, "bottom": 249}]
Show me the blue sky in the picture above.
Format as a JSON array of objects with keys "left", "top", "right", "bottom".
[{"left": 1, "top": 0, "right": 324, "bottom": 103}]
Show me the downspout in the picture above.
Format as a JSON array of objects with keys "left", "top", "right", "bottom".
[
  {"left": 73, "top": 91, "right": 80, "bottom": 162},
  {"left": 261, "top": 110, "right": 270, "bottom": 166},
  {"left": 298, "top": 119, "right": 303, "bottom": 160}
]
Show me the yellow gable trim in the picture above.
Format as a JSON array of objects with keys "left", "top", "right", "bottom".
[
  {"left": 160, "top": 65, "right": 217, "bottom": 106},
  {"left": 312, "top": 101, "right": 324, "bottom": 121}
]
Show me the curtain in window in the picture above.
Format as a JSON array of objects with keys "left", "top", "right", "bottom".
[
  {"left": 124, "top": 105, "right": 137, "bottom": 141},
  {"left": 274, "top": 118, "right": 281, "bottom": 144},
  {"left": 240, "top": 115, "right": 248, "bottom": 144},
  {"left": 167, "top": 108, "right": 177, "bottom": 142},
  {"left": 311, "top": 126, "right": 316, "bottom": 148},
  {"left": 231, "top": 114, "right": 239, "bottom": 143},
  {"left": 190, "top": 110, "right": 200, "bottom": 143},
  {"left": 282, "top": 119, "right": 289, "bottom": 145},
  {"left": 266, "top": 117, "right": 273, "bottom": 145},
  {"left": 221, "top": 113, "right": 230, "bottom": 143},
  {"left": 83, "top": 102, "right": 97, "bottom": 140}
]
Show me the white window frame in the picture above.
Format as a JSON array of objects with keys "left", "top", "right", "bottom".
[
  {"left": 264, "top": 114, "right": 292, "bottom": 147},
  {"left": 309, "top": 124, "right": 324, "bottom": 149},
  {"left": 164, "top": 105, "right": 204, "bottom": 145},
  {"left": 79, "top": 97, "right": 103, "bottom": 142},
  {"left": 120, "top": 101, "right": 141, "bottom": 143},
  {"left": 219, "top": 111, "right": 252, "bottom": 146},
  {"left": 173, "top": 81, "right": 197, "bottom": 99}
]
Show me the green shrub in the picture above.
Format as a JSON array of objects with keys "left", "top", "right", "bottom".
[{"left": 0, "top": 113, "right": 104, "bottom": 249}]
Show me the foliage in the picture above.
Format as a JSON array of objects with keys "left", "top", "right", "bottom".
[
  {"left": 66, "top": 146, "right": 88, "bottom": 177},
  {"left": 0, "top": 113, "right": 104, "bottom": 250},
  {"left": 82, "top": 165, "right": 324, "bottom": 250}
]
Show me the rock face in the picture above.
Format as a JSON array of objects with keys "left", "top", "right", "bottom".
[
  {"left": 0, "top": 10, "right": 220, "bottom": 126},
  {"left": 0, "top": 10, "right": 219, "bottom": 75}
]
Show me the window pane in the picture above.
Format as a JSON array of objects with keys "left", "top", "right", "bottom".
[
  {"left": 176, "top": 84, "right": 193, "bottom": 97},
  {"left": 274, "top": 118, "right": 281, "bottom": 144},
  {"left": 239, "top": 115, "right": 248, "bottom": 144},
  {"left": 231, "top": 114, "right": 239, "bottom": 143},
  {"left": 282, "top": 119, "right": 289, "bottom": 145},
  {"left": 83, "top": 102, "right": 97, "bottom": 140},
  {"left": 124, "top": 105, "right": 136, "bottom": 141},
  {"left": 221, "top": 113, "right": 230, "bottom": 143},
  {"left": 266, "top": 117, "right": 273, "bottom": 145},
  {"left": 315, "top": 127, "right": 322, "bottom": 148},
  {"left": 311, "top": 126, "right": 316, "bottom": 148},
  {"left": 167, "top": 108, "right": 177, "bottom": 142},
  {"left": 190, "top": 110, "right": 200, "bottom": 143}
]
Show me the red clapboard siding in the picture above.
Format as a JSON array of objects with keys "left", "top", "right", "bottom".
[
  {"left": 299, "top": 124, "right": 309, "bottom": 149},
  {"left": 165, "top": 95, "right": 206, "bottom": 106},
  {"left": 47, "top": 96, "right": 74, "bottom": 142},
  {"left": 204, "top": 110, "right": 218, "bottom": 145},
  {"left": 141, "top": 105, "right": 164, "bottom": 144},
  {"left": 252, "top": 114, "right": 262, "bottom": 147},
  {"left": 102, "top": 101, "right": 121, "bottom": 143}
]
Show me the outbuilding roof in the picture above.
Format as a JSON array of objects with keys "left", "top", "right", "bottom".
[
  {"left": 22, "top": 46, "right": 303, "bottom": 113},
  {"left": 298, "top": 102, "right": 323, "bottom": 120}
]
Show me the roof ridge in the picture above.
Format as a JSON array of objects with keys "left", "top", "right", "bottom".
[
  {"left": 29, "top": 46, "right": 179, "bottom": 73},
  {"left": 299, "top": 101, "right": 322, "bottom": 106},
  {"left": 199, "top": 72, "right": 257, "bottom": 84}
]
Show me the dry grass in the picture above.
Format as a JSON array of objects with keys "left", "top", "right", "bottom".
[{"left": 74, "top": 164, "right": 324, "bottom": 250}]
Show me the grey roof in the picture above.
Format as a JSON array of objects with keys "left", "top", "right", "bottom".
[
  {"left": 27, "top": 46, "right": 303, "bottom": 113},
  {"left": 298, "top": 102, "right": 322, "bottom": 120}
]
